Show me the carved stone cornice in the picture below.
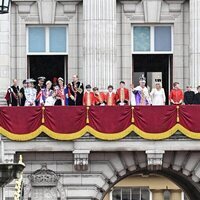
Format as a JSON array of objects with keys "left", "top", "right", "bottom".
[
  {"left": 28, "top": 164, "right": 60, "bottom": 187},
  {"left": 121, "top": 0, "right": 185, "bottom": 23},
  {"left": 164, "top": 0, "right": 186, "bottom": 12},
  {"left": 143, "top": 0, "right": 162, "bottom": 22},
  {"left": 12, "top": 0, "right": 36, "bottom": 14},
  {"left": 73, "top": 150, "right": 90, "bottom": 171},
  {"left": 120, "top": 0, "right": 141, "bottom": 13},
  {"left": 57, "top": 0, "right": 82, "bottom": 13},
  {"left": 12, "top": 0, "right": 79, "bottom": 23},
  {"left": 146, "top": 150, "right": 165, "bottom": 171}
]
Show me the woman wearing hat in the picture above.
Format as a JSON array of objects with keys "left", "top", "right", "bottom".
[
  {"left": 55, "top": 77, "right": 69, "bottom": 106},
  {"left": 39, "top": 80, "right": 53, "bottom": 106},
  {"left": 24, "top": 79, "right": 37, "bottom": 106},
  {"left": 150, "top": 82, "right": 166, "bottom": 105}
]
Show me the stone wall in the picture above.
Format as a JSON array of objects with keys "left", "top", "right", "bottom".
[
  {"left": 0, "top": 0, "right": 195, "bottom": 93},
  {"left": 2, "top": 137, "right": 200, "bottom": 199}
]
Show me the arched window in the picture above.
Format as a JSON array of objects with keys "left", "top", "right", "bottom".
[{"left": 163, "top": 188, "right": 171, "bottom": 200}]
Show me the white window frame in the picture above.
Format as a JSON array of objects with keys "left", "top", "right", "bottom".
[
  {"left": 26, "top": 25, "right": 68, "bottom": 55},
  {"left": 111, "top": 187, "right": 151, "bottom": 200},
  {"left": 132, "top": 24, "right": 173, "bottom": 54}
]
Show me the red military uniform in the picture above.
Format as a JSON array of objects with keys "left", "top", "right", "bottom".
[
  {"left": 105, "top": 92, "right": 116, "bottom": 106},
  {"left": 83, "top": 92, "right": 95, "bottom": 106},
  {"left": 94, "top": 92, "right": 106, "bottom": 105},
  {"left": 169, "top": 89, "right": 184, "bottom": 105},
  {"left": 116, "top": 88, "right": 129, "bottom": 105}
]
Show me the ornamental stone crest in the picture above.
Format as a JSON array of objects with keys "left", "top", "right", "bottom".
[
  {"left": 28, "top": 164, "right": 60, "bottom": 187},
  {"left": 24, "top": 164, "right": 66, "bottom": 200}
]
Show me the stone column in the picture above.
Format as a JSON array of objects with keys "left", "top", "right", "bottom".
[
  {"left": 83, "top": 0, "right": 116, "bottom": 90},
  {"left": 190, "top": 0, "right": 200, "bottom": 88}
]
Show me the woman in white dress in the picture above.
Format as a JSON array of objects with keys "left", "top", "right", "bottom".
[
  {"left": 150, "top": 82, "right": 166, "bottom": 105},
  {"left": 25, "top": 79, "right": 37, "bottom": 106}
]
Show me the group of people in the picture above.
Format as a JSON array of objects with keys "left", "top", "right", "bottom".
[{"left": 4, "top": 74, "right": 200, "bottom": 107}]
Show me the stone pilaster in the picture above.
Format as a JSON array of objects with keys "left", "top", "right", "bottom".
[
  {"left": 190, "top": 0, "right": 200, "bottom": 88},
  {"left": 83, "top": 0, "right": 116, "bottom": 89}
]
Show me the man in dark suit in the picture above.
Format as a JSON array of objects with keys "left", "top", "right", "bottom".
[{"left": 184, "top": 86, "right": 195, "bottom": 105}]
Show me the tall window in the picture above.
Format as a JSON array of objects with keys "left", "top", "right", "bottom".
[
  {"left": 112, "top": 187, "right": 150, "bottom": 200},
  {"left": 27, "top": 26, "right": 68, "bottom": 55},
  {"left": 132, "top": 25, "right": 173, "bottom": 54}
]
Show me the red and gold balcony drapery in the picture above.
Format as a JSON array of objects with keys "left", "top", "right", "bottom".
[{"left": 0, "top": 106, "right": 200, "bottom": 141}]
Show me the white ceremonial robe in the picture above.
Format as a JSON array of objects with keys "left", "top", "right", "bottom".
[
  {"left": 25, "top": 88, "right": 37, "bottom": 106},
  {"left": 150, "top": 88, "right": 166, "bottom": 105}
]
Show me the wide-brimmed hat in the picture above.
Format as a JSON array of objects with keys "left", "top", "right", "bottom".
[
  {"left": 58, "top": 77, "right": 64, "bottom": 82},
  {"left": 38, "top": 76, "right": 46, "bottom": 81},
  {"left": 26, "top": 78, "right": 36, "bottom": 83}
]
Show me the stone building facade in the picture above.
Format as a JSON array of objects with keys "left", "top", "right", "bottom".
[
  {"left": 1, "top": 0, "right": 200, "bottom": 200},
  {"left": 0, "top": 0, "right": 199, "bottom": 94}
]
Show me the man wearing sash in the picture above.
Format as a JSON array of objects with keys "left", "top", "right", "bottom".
[
  {"left": 35, "top": 76, "right": 45, "bottom": 105},
  {"left": 133, "top": 75, "right": 151, "bottom": 105},
  {"left": 116, "top": 81, "right": 129, "bottom": 106},
  {"left": 68, "top": 75, "right": 84, "bottom": 106},
  {"left": 105, "top": 85, "right": 116, "bottom": 106},
  {"left": 5, "top": 79, "right": 20, "bottom": 106},
  {"left": 83, "top": 85, "right": 95, "bottom": 106}
]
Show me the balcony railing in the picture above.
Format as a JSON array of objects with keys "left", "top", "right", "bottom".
[{"left": 0, "top": 106, "right": 200, "bottom": 141}]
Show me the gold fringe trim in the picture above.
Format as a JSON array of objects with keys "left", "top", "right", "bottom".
[
  {"left": 88, "top": 125, "right": 133, "bottom": 140},
  {"left": 131, "top": 107, "right": 134, "bottom": 123},
  {"left": 176, "top": 106, "right": 180, "bottom": 123},
  {"left": 42, "top": 106, "right": 45, "bottom": 124},
  {"left": 1, "top": 124, "right": 200, "bottom": 141},
  {"left": 86, "top": 107, "right": 89, "bottom": 124}
]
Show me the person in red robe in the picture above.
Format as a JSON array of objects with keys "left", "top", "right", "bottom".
[
  {"left": 93, "top": 87, "right": 106, "bottom": 106},
  {"left": 116, "top": 81, "right": 129, "bottom": 105},
  {"left": 169, "top": 82, "right": 184, "bottom": 105},
  {"left": 105, "top": 85, "right": 116, "bottom": 106},
  {"left": 83, "top": 85, "right": 95, "bottom": 106}
]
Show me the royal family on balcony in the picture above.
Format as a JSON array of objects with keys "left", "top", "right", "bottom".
[{"left": 4, "top": 74, "right": 200, "bottom": 106}]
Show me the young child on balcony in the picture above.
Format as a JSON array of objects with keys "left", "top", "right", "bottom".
[{"left": 83, "top": 85, "right": 95, "bottom": 106}]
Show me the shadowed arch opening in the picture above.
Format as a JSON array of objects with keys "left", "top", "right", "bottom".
[{"left": 101, "top": 168, "right": 200, "bottom": 200}]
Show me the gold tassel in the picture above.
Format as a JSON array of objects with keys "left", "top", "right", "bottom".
[
  {"left": 42, "top": 106, "right": 45, "bottom": 124},
  {"left": 176, "top": 106, "right": 180, "bottom": 123},
  {"left": 86, "top": 107, "right": 90, "bottom": 124},
  {"left": 131, "top": 107, "right": 135, "bottom": 123}
]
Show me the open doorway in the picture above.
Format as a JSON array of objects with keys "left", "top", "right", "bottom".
[
  {"left": 28, "top": 55, "right": 68, "bottom": 83},
  {"left": 132, "top": 54, "right": 173, "bottom": 103}
]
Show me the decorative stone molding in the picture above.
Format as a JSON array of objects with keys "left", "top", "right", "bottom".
[
  {"left": 12, "top": 0, "right": 79, "bottom": 23},
  {"left": 3, "top": 150, "right": 15, "bottom": 163},
  {"left": 37, "top": 0, "right": 57, "bottom": 23},
  {"left": 120, "top": 0, "right": 141, "bottom": 13},
  {"left": 73, "top": 150, "right": 90, "bottom": 171},
  {"left": 28, "top": 164, "right": 60, "bottom": 187},
  {"left": 146, "top": 150, "right": 165, "bottom": 170},
  {"left": 13, "top": 0, "right": 36, "bottom": 14},
  {"left": 143, "top": 0, "right": 162, "bottom": 22},
  {"left": 58, "top": 0, "right": 81, "bottom": 13},
  {"left": 121, "top": 0, "right": 185, "bottom": 23},
  {"left": 164, "top": 0, "right": 186, "bottom": 12}
]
